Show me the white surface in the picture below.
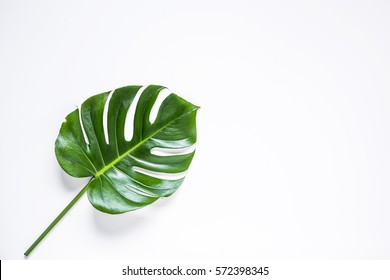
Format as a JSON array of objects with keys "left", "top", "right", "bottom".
[{"left": 0, "top": 0, "right": 389, "bottom": 260}]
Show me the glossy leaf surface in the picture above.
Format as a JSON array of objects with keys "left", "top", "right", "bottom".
[{"left": 55, "top": 85, "right": 198, "bottom": 214}]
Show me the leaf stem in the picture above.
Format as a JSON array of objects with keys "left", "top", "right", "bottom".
[{"left": 24, "top": 183, "right": 90, "bottom": 257}]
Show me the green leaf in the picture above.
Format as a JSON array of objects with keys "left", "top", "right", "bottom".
[
  {"left": 56, "top": 84, "right": 198, "bottom": 213},
  {"left": 25, "top": 85, "right": 199, "bottom": 256}
]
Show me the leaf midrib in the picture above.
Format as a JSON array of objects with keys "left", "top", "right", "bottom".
[{"left": 94, "top": 107, "right": 198, "bottom": 177}]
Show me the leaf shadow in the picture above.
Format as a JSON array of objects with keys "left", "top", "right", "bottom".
[
  {"left": 58, "top": 167, "right": 91, "bottom": 191},
  {"left": 91, "top": 197, "right": 175, "bottom": 236},
  {"left": 92, "top": 209, "right": 148, "bottom": 236}
]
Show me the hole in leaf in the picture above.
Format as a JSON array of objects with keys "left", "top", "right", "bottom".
[
  {"left": 133, "top": 166, "right": 187, "bottom": 180},
  {"left": 149, "top": 88, "right": 171, "bottom": 124},
  {"left": 102, "top": 90, "right": 115, "bottom": 145},
  {"left": 124, "top": 184, "right": 159, "bottom": 198},
  {"left": 78, "top": 105, "right": 90, "bottom": 145},
  {"left": 150, "top": 143, "right": 196, "bottom": 156},
  {"left": 124, "top": 85, "right": 148, "bottom": 141}
]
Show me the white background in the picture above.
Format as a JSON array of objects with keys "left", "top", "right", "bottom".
[{"left": 1, "top": 0, "right": 389, "bottom": 260}]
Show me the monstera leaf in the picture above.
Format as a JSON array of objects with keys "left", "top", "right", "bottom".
[{"left": 25, "top": 85, "right": 199, "bottom": 256}]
